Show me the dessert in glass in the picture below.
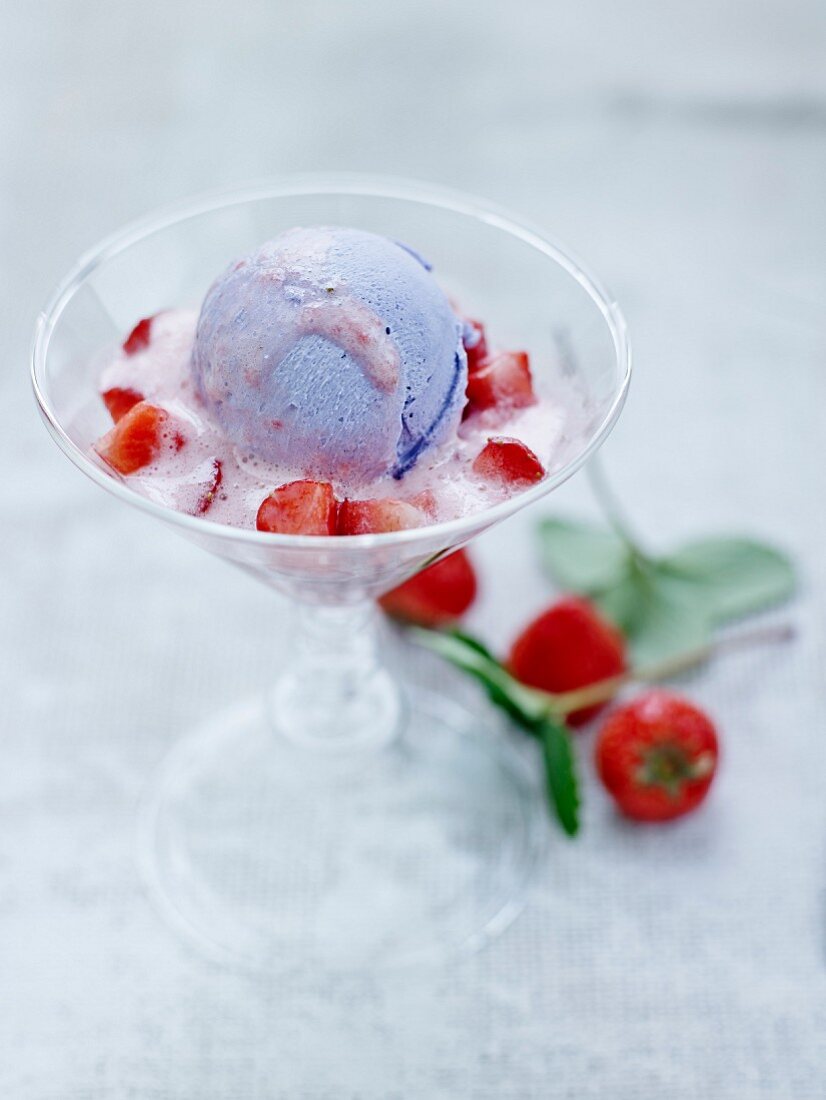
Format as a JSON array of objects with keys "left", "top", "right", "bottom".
[{"left": 31, "top": 177, "right": 630, "bottom": 974}]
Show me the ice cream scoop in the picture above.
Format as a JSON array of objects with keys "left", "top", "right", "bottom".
[{"left": 191, "top": 226, "right": 467, "bottom": 483}]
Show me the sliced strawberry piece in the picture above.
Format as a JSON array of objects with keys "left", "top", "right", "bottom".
[
  {"left": 95, "top": 401, "right": 185, "bottom": 475},
  {"left": 135, "top": 457, "right": 224, "bottom": 516},
  {"left": 380, "top": 549, "right": 477, "bottom": 626},
  {"left": 195, "top": 459, "right": 223, "bottom": 516},
  {"left": 123, "top": 316, "right": 155, "bottom": 355},
  {"left": 337, "top": 498, "right": 426, "bottom": 535},
  {"left": 472, "top": 437, "right": 545, "bottom": 486},
  {"left": 408, "top": 489, "right": 438, "bottom": 518},
  {"left": 465, "top": 351, "right": 535, "bottom": 412},
  {"left": 256, "top": 480, "right": 338, "bottom": 535},
  {"left": 462, "top": 319, "right": 488, "bottom": 374},
  {"left": 102, "top": 386, "right": 144, "bottom": 423}
]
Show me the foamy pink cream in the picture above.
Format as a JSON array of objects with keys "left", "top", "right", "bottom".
[{"left": 98, "top": 309, "right": 569, "bottom": 530}]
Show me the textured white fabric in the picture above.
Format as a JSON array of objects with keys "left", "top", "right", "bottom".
[{"left": 3, "top": 1, "right": 825, "bottom": 1095}]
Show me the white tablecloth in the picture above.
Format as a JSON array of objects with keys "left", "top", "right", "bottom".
[{"left": 4, "top": 1, "right": 825, "bottom": 1095}]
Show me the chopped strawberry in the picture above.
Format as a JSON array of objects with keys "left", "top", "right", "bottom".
[
  {"left": 102, "top": 386, "right": 144, "bottom": 423},
  {"left": 465, "top": 351, "right": 535, "bottom": 413},
  {"left": 462, "top": 319, "right": 488, "bottom": 374},
  {"left": 408, "top": 489, "right": 438, "bottom": 517},
  {"left": 508, "top": 597, "right": 627, "bottom": 727},
  {"left": 123, "top": 316, "right": 155, "bottom": 355},
  {"left": 256, "top": 480, "right": 338, "bottom": 535},
  {"left": 472, "top": 437, "right": 545, "bottom": 486},
  {"left": 337, "top": 498, "right": 426, "bottom": 535},
  {"left": 94, "top": 401, "right": 185, "bottom": 475},
  {"left": 380, "top": 549, "right": 477, "bottom": 626},
  {"left": 195, "top": 459, "right": 223, "bottom": 516}
]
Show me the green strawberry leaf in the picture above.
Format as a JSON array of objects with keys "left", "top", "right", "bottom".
[
  {"left": 411, "top": 628, "right": 580, "bottom": 836},
  {"left": 657, "top": 537, "right": 796, "bottom": 623},
  {"left": 447, "top": 628, "right": 498, "bottom": 661},
  {"left": 538, "top": 716, "right": 580, "bottom": 837},
  {"left": 537, "top": 518, "right": 632, "bottom": 594},
  {"left": 597, "top": 568, "right": 712, "bottom": 666},
  {"left": 538, "top": 514, "right": 795, "bottom": 666},
  {"left": 413, "top": 628, "right": 547, "bottom": 726}
]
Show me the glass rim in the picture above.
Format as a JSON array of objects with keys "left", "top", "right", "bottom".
[{"left": 31, "top": 172, "right": 632, "bottom": 551}]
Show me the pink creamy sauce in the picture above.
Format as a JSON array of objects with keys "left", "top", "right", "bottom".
[{"left": 97, "top": 309, "right": 574, "bottom": 530}]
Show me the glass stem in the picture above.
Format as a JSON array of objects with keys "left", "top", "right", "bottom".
[{"left": 268, "top": 600, "right": 402, "bottom": 752}]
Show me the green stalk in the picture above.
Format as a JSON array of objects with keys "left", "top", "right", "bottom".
[
  {"left": 586, "top": 455, "right": 645, "bottom": 555},
  {"left": 534, "top": 622, "right": 795, "bottom": 718}
]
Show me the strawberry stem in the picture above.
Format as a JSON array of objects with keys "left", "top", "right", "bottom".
[
  {"left": 586, "top": 456, "right": 645, "bottom": 556},
  {"left": 534, "top": 621, "right": 795, "bottom": 718}
]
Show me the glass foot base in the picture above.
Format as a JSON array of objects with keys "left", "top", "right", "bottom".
[{"left": 137, "top": 689, "right": 544, "bottom": 975}]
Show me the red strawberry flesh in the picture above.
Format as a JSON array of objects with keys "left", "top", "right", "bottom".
[
  {"left": 595, "top": 690, "right": 719, "bottom": 821},
  {"left": 508, "top": 596, "right": 626, "bottom": 727},
  {"left": 462, "top": 319, "right": 488, "bottom": 374},
  {"left": 196, "top": 459, "right": 223, "bottom": 516},
  {"left": 380, "top": 549, "right": 478, "bottom": 626},
  {"left": 337, "top": 498, "right": 426, "bottom": 535},
  {"left": 472, "top": 437, "right": 545, "bottom": 486},
  {"left": 94, "top": 401, "right": 185, "bottom": 475},
  {"left": 256, "top": 480, "right": 338, "bottom": 535},
  {"left": 465, "top": 350, "right": 535, "bottom": 413},
  {"left": 102, "top": 386, "right": 144, "bottom": 423},
  {"left": 123, "top": 316, "right": 154, "bottom": 355}
]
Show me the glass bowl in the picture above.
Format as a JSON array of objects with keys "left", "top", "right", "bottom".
[{"left": 32, "top": 175, "right": 630, "bottom": 975}]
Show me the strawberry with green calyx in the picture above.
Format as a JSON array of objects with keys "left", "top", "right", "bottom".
[
  {"left": 595, "top": 690, "right": 718, "bottom": 822},
  {"left": 408, "top": 457, "right": 796, "bottom": 836},
  {"left": 414, "top": 620, "right": 792, "bottom": 836}
]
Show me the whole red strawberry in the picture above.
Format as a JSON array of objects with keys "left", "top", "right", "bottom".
[
  {"left": 380, "top": 549, "right": 477, "bottom": 627},
  {"left": 595, "top": 690, "right": 719, "bottom": 822},
  {"left": 508, "top": 596, "right": 626, "bottom": 727}
]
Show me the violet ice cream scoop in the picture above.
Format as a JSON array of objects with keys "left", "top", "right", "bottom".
[{"left": 191, "top": 226, "right": 467, "bottom": 484}]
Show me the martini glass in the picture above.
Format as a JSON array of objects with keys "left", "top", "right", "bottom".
[{"left": 31, "top": 177, "right": 630, "bottom": 975}]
